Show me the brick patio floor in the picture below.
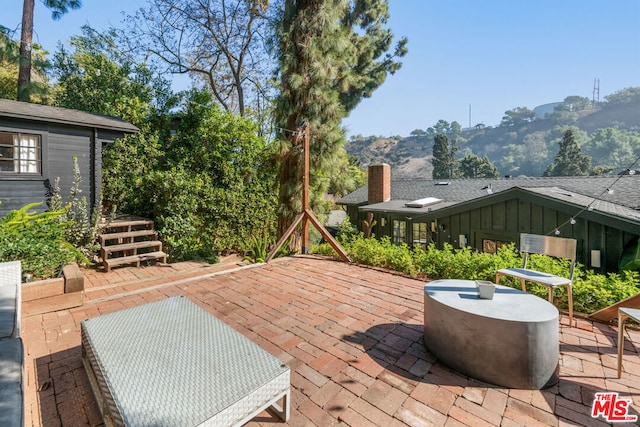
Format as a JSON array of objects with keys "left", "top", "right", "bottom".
[{"left": 21, "top": 255, "right": 640, "bottom": 426}]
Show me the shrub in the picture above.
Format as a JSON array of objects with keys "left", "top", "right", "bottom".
[
  {"left": 310, "top": 231, "right": 640, "bottom": 315},
  {"left": 133, "top": 168, "right": 219, "bottom": 263},
  {"left": 0, "top": 203, "right": 86, "bottom": 279},
  {"left": 48, "top": 156, "right": 102, "bottom": 261},
  {"left": 572, "top": 270, "right": 640, "bottom": 314},
  {"left": 101, "top": 91, "right": 278, "bottom": 262},
  {"left": 348, "top": 236, "right": 417, "bottom": 275},
  {"left": 413, "top": 243, "right": 515, "bottom": 281}
]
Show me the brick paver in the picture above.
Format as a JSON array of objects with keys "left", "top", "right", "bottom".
[{"left": 21, "top": 255, "right": 640, "bottom": 426}]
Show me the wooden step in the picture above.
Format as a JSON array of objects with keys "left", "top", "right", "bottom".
[
  {"left": 99, "top": 230, "right": 158, "bottom": 244},
  {"left": 101, "top": 220, "right": 155, "bottom": 232},
  {"left": 104, "top": 251, "right": 167, "bottom": 272},
  {"left": 101, "top": 241, "right": 163, "bottom": 258}
]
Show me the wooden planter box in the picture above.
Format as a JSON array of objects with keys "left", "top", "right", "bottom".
[{"left": 22, "top": 264, "right": 84, "bottom": 316}]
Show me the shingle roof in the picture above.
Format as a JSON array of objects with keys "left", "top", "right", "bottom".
[
  {"left": 338, "top": 175, "right": 640, "bottom": 222},
  {"left": 0, "top": 99, "right": 139, "bottom": 133}
]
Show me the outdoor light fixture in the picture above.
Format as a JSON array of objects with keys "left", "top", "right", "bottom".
[
  {"left": 591, "top": 250, "right": 601, "bottom": 268},
  {"left": 459, "top": 234, "right": 467, "bottom": 248}
]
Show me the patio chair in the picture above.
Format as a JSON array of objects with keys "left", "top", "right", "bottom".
[
  {"left": 617, "top": 307, "right": 640, "bottom": 378},
  {"left": 495, "top": 233, "right": 577, "bottom": 327}
]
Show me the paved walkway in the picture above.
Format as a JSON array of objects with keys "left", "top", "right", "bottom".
[{"left": 21, "top": 256, "right": 640, "bottom": 426}]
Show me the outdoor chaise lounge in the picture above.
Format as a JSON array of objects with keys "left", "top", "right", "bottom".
[{"left": 81, "top": 296, "right": 290, "bottom": 426}]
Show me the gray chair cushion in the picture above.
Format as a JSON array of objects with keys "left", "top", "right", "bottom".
[
  {"left": 0, "top": 282, "right": 18, "bottom": 339},
  {"left": 0, "top": 337, "right": 24, "bottom": 427}
]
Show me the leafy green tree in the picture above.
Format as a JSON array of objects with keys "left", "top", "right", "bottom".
[
  {"left": 498, "top": 131, "right": 555, "bottom": 177},
  {"left": 543, "top": 129, "right": 592, "bottom": 176},
  {"left": 52, "top": 27, "right": 173, "bottom": 124},
  {"left": 500, "top": 106, "right": 535, "bottom": 127},
  {"left": 49, "top": 27, "right": 171, "bottom": 215},
  {"left": 459, "top": 154, "right": 499, "bottom": 178},
  {"left": 583, "top": 127, "right": 640, "bottom": 171},
  {"left": 274, "top": 0, "right": 407, "bottom": 248},
  {"left": 17, "top": 0, "right": 81, "bottom": 101},
  {"left": 432, "top": 133, "right": 458, "bottom": 179},
  {"left": 0, "top": 28, "right": 21, "bottom": 99},
  {"left": 604, "top": 87, "right": 640, "bottom": 105},
  {"left": 1, "top": 26, "right": 50, "bottom": 100},
  {"left": 426, "top": 119, "right": 461, "bottom": 138},
  {"left": 556, "top": 95, "right": 592, "bottom": 112}
]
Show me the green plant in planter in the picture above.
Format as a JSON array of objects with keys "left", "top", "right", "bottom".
[{"left": 0, "top": 202, "right": 88, "bottom": 279}]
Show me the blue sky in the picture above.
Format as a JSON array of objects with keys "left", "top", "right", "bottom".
[{"left": 4, "top": 0, "right": 640, "bottom": 137}]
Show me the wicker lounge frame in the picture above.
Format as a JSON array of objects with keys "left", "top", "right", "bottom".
[{"left": 81, "top": 296, "right": 290, "bottom": 426}]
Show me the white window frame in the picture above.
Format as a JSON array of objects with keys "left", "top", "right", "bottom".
[{"left": 0, "top": 131, "right": 42, "bottom": 175}]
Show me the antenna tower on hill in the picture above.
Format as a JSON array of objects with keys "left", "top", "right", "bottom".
[{"left": 592, "top": 78, "right": 600, "bottom": 107}]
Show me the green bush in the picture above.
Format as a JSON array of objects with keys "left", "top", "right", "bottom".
[
  {"left": 348, "top": 236, "right": 417, "bottom": 275},
  {"left": 311, "top": 230, "right": 640, "bottom": 314},
  {"left": 0, "top": 203, "right": 87, "bottom": 279},
  {"left": 132, "top": 168, "right": 219, "bottom": 264},
  {"left": 49, "top": 156, "right": 102, "bottom": 261},
  {"left": 412, "top": 243, "right": 518, "bottom": 281},
  {"left": 572, "top": 270, "right": 640, "bottom": 313},
  {"left": 101, "top": 91, "right": 278, "bottom": 262}
]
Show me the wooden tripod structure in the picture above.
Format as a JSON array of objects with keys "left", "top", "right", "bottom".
[{"left": 266, "top": 122, "right": 351, "bottom": 263}]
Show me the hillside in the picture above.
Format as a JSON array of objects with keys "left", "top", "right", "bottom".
[{"left": 347, "top": 88, "right": 640, "bottom": 178}]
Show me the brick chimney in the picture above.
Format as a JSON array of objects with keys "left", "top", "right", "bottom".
[{"left": 368, "top": 163, "right": 391, "bottom": 204}]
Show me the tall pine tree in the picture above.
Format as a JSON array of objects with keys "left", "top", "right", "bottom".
[
  {"left": 544, "top": 129, "right": 592, "bottom": 176},
  {"left": 459, "top": 154, "right": 499, "bottom": 178},
  {"left": 18, "top": 0, "right": 81, "bottom": 101},
  {"left": 432, "top": 133, "right": 458, "bottom": 179},
  {"left": 274, "top": 0, "right": 407, "bottom": 248}
]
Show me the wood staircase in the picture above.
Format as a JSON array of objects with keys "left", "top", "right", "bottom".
[{"left": 99, "top": 217, "right": 167, "bottom": 272}]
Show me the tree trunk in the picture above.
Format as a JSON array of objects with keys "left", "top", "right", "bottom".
[
  {"left": 18, "top": 0, "right": 34, "bottom": 102},
  {"left": 276, "top": 124, "right": 303, "bottom": 251}
]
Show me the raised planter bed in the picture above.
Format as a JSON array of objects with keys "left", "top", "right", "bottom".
[{"left": 22, "top": 264, "right": 84, "bottom": 316}]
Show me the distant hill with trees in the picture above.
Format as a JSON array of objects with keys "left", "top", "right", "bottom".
[{"left": 346, "top": 87, "right": 640, "bottom": 177}]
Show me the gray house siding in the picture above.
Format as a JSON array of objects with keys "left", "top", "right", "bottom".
[
  {"left": 364, "top": 196, "right": 638, "bottom": 273},
  {"left": 48, "top": 127, "right": 92, "bottom": 207},
  {"left": 340, "top": 172, "right": 640, "bottom": 274},
  {"left": 0, "top": 112, "right": 133, "bottom": 217},
  {"left": 0, "top": 180, "right": 47, "bottom": 214}
]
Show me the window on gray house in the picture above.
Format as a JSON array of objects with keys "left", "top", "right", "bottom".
[
  {"left": 413, "top": 222, "right": 428, "bottom": 249},
  {"left": 0, "top": 132, "right": 41, "bottom": 174},
  {"left": 392, "top": 219, "right": 406, "bottom": 245}
]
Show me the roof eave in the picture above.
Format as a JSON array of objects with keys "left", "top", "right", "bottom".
[{"left": 0, "top": 111, "right": 139, "bottom": 133}]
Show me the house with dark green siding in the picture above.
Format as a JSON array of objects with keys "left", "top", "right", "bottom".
[
  {"left": 0, "top": 99, "right": 138, "bottom": 217},
  {"left": 338, "top": 164, "right": 640, "bottom": 273}
]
